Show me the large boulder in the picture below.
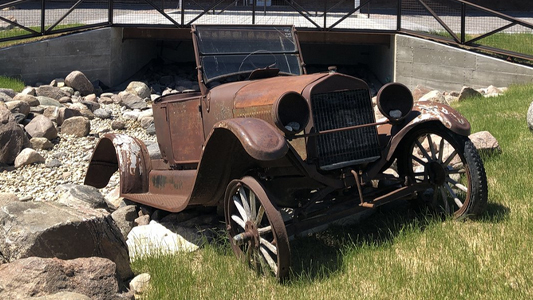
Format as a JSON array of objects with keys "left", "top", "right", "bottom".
[
  {"left": 65, "top": 71, "right": 94, "bottom": 96},
  {"left": 0, "top": 257, "right": 131, "bottom": 300},
  {"left": 5, "top": 100, "right": 30, "bottom": 116},
  {"left": 36, "top": 85, "right": 70, "bottom": 100},
  {"left": 37, "top": 96, "right": 62, "bottom": 107},
  {"left": 0, "top": 200, "right": 133, "bottom": 280},
  {"left": 43, "top": 106, "right": 81, "bottom": 126},
  {"left": 57, "top": 184, "right": 107, "bottom": 210},
  {"left": 125, "top": 81, "right": 151, "bottom": 99},
  {"left": 0, "top": 110, "right": 31, "bottom": 165},
  {"left": 469, "top": 131, "right": 501, "bottom": 155},
  {"left": 25, "top": 114, "right": 58, "bottom": 140},
  {"left": 60, "top": 116, "right": 90, "bottom": 137},
  {"left": 0, "top": 88, "right": 16, "bottom": 98}
]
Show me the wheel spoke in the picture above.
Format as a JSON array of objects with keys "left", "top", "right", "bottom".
[
  {"left": 447, "top": 168, "right": 466, "bottom": 175},
  {"left": 260, "top": 246, "right": 278, "bottom": 274},
  {"left": 231, "top": 214, "right": 246, "bottom": 229},
  {"left": 412, "top": 155, "right": 427, "bottom": 166},
  {"left": 445, "top": 183, "right": 464, "bottom": 208},
  {"left": 239, "top": 187, "right": 252, "bottom": 220},
  {"left": 427, "top": 134, "right": 437, "bottom": 160},
  {"left": 260, "top": 237, "right": 277, "bottom": 255},
  {"left": 258, "top": 225, "right": 272, "bottom": 234},
  {"left": 442, "top": 150, "right": 458, "bottom": 167},
  {"left": 233, "top": 195, "right": 248, "bottom": 222},
  {"left": 415, "top": 138, "right": 432, "bottom": 161},
  {"left": 446, "top": 177, "right": 468, "bottom": 193},
  {"left": 437, "top": 137, "right": 446, "bottom": 162},
  {"left": 250, "top": 192, "right": 257, "bottom": 221},
  {"left": 255, "top": 205, "right": 265, "bottom": 226}
]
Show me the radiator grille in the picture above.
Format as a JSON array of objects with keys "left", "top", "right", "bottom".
[{"left": 311, "top": 89, "right": 381, "bottom": 170}]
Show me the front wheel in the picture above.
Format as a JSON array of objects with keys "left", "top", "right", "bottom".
[
  {"left": 398, "top": 127, "right": 487, "bottom": 219},
  {"left": 224, "top": 176, "right": 290, "bottom": 280}
]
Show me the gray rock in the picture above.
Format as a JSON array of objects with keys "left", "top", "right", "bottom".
[
  {"left": 469, "top": 131, "right": 501, "bottom": 155},
  {"left": 0, "top": 92, "right": 13, "bottom": 102},
  {"left": 120, "top": 92, "right": 147, "bottom": 110},
  {"left": 94, "top": 108, "right": 112, "bottom": 119},
  {"left": 125, "top": 81, "right": 151, "bottom": 99},
  {"left": 60, "top": 86, "right": 75, "bottom": 96},
  {"left": 0, "top": 200, "right": 132, "bottom": 280},
  {"left": 14, "top": 148, "right": 45, "bottom": 168},
  {"left": 0, "top": 111, "right": 31, "bottom": 164},
  {"left": 145, "top": 141, "right": 161, "bottom": 159},
  {"left": 80, "top": 100, "right": 100, "bottom": 112},
  {"left": 43, "top": 106, "right": 80, "bottom": 125},
  {"left": 134, "top": 215, "right": 150, "bottom": 226},
  {"left": 25, "top": 114, "right": 58, "bottom": 140},
  {"left": 0, "top": 88, "right": 16, "bottom": 98},
  {"left": 11, "top": 112, "right": 25, "bottom": 124},
  {"left": 45, "top": 158, "right": 62, "bottom": 168},
  {"left": 5, "top": 100, "right": 30, "bottom": 116},
  {"left": 30, "top": 137, "right": 54, "bottom": 150},
  {"left": 146, "top": 123, "right": 156, "bottom": 135},
  {"left": 30, "top": 105, "right": 45, "bottom": 114},
  {"left": 57, "top": 184, "right": 107, "bottom": 209},
  {"left": 36, "top": 85, "right": 70, "bottom": 100},
  {"left": 123, "top": 110, "right": 141, "bottom": 120},
  {"left": 140, "top": 117, "right": 154, "bottom": 129},
  {"left": 528, "top": 101, "right": 533, "bottom": 131},
  {"left": 61, "top": 116, "right": 90, "bottom": 137},
  {"left": 0, "top": 257, "right": 129, "bottom": 300},
  {"left": 111, "top": 120, "right": 126, "bottom": 130},
  {"left": 20, "top": 86, "right": 36, "bottom": 96},
  {"left": 111, "top": 205, "right": 138, "bottom": 238},
  {"left": 65, "top": 71, "right": 94, "bottom": 96},
  {"left": 458, "top": 86, "right": 483, "bottom": 101},
  {"left": 37, "top": 96, "right": 63, "bottom": 107},
  {"left": 419, "top": 90, "right": 446, "bottom": 104},
  {"left": 13, "top": 93, "right": 40, "bottom": 106}
]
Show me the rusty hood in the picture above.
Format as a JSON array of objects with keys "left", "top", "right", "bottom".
[{"left": 233, "top": 73, "right": 328, "bottom": 108}]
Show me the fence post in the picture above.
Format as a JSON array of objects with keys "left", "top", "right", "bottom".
[
  {"left": 397, "top": 0, "right": 401, "bottom": 31},
  {"left": 252, "top": 0, "right": 256, "bottom": 24},
  {"left": 41, "top": 0, "right": 45, "bottom": 35},
  {"left": 108, "top": 0, "right": 114, "bottom": 25},
  {"left": 461, "top": 2, "right": 466, "bottom": 44}
]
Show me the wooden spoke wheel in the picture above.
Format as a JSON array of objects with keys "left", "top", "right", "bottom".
[
  {"left": 398, "top": 128, "right": 487, "bottom": 219},
  {"left": 224, "top": 176, "right": 290, "bottom": 280}
]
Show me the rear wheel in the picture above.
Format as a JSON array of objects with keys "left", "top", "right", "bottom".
[
  {"left": 224, "top": 176, "right": 290, "bottom": 280},
  {"left": 398, "top": 127, "right": 487, "bottom": 219}
]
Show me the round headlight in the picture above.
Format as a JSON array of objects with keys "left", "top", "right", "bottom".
[
  {"left": 377, "top": 83, "right": 414, "bottom": 123},
  {"left": 273, "top": 91, "right": 310, "bottom": 135}
]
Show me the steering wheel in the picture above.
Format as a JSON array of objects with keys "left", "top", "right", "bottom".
[{"left": 238, "top": 50, "right": 278, "bottom": 72}]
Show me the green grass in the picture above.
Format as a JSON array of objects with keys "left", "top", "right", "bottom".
[
  {"left": 131, "top": 84, "right": 533, "bottom": 299},
  {"left": 0, "top": 24, "right": 85, "bottom": 48},
  {"left": 0, "top": 76, "right": 25, "bottom": 92}
]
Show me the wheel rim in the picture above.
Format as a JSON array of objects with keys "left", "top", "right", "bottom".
[
  {"left": 224, "top": 177, "right": 290, "bottom": 279},
  {"left": 407, "top": 132, "right": 471, "bottom": 217}
]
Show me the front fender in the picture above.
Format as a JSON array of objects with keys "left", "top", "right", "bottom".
[
  {"left": 211, "top": 118, "right": 289, "bottom": 161},
  {"left": 84, "top": 133, "right": 151, "bottom": 194},
  {"left": 386, "top": 101, "right": 470, "bottom": 160}
]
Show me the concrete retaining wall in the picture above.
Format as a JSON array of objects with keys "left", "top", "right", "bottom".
[
  {"left": 394, "top": 35, "right": 533, "bottom": 91},
  {"left": 0, "top": 28, "right": 158, "bottom": 87}
]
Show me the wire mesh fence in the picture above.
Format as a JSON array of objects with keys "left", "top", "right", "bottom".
[{"left": 1, "top": 0, "right": 532, "bottom": 60}]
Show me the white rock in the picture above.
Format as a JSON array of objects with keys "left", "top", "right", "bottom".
[
  {"left": 127, "top": 221, "right": 199, "bottom": 260},
  {"left": 129, "top": 273, "right": 151, "bottom": 295}
]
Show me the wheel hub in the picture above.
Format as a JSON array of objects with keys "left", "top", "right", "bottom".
[
  {"left": 244, "top": 221, "right": 260, "bottom": 248},
  {"left": 428, "top": 161, "right": 446, "bottom": 185}
]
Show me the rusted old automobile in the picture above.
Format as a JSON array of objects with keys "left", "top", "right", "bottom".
[{"left": 85, "top": 25, "right": 487, "bottom": 279}]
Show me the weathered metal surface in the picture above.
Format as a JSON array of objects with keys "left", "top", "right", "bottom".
[
  {"left": 385, "top": 100, "right": 471, "bottom": 160},
  {"left": 85, "top": 133, "right": 151, "bottom": 194}
]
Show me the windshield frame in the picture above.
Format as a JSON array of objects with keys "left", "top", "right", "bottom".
[{"left": 192, "top": 25, "right": 305, "bottom": 88}]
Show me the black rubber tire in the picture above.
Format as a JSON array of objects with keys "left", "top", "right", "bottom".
[{"left": 397, "top": 126, "right": 487, "bottom": 219}]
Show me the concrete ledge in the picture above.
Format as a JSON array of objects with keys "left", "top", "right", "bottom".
[
  {"left": 0, "top": 28, "right": 158, "bottom": 87},
  {"left": 394, "top": 34, "right": 533, "bottom": 91}
]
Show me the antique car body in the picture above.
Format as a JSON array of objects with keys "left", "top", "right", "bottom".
[{"left": 85, "top": 25, "right": 487, "bottom": 279}]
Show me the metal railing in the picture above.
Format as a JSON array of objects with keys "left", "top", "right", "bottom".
[{"left": 1, "top": 0, "right": 532, "bottom": 61}]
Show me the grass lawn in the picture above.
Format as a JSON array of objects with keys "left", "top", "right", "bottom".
[
  {"left": 0, "top": 76, "right": 25, "bottom": 92},
  {"left": 131, "top": 85, "right": 533, "bottom": 299}
]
